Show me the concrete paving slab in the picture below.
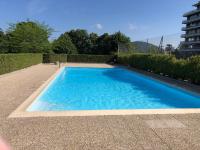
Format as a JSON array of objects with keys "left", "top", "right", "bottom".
[{"left": 145, "top": 119, "right": 186, "bottom": 129}]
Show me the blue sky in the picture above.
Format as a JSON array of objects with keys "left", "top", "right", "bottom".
[{"left": 0, "top": 0, "right": 197, "bottom": 43}]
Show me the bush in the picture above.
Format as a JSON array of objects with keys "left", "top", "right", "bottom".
[
  {"left": 43, "top": 54, "right": 67, "bottom": 63},
  {"left": 186, "top": 56, "right": 200, "bottom": 84},
  {"left": 67, "top": 54, "right": 114, "bottom": 63},
  {"left": 118, "top": 54, "right": 200, "bottom": 84},
  {"left": 43, "top": 54, "right": 114, "bottom": 63},
  {"left": 0, "top": 53, "right": 42, "bottom": 75}
]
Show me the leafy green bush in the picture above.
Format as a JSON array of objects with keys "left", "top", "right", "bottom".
[
  {"left": 67, "top": 54, "right": 114, "bottom": 63},
  {"left": 43, "top": 54, "right": 114, "bottom": 63},
  {"left": 186, "top": 56, "right": 200, "bottom": 84},
  {"left": 0, "top": 54, "right": 42, "bottom": 75},
  {"left": 43, "top": 54, "right": 67, "bottom": 63},
  {"left": 118, "top": 54, "right": 200, "bottom": 84}
]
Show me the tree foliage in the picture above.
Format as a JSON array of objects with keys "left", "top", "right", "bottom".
[
  {"left": 95, "top": 33, "right": 111, "bottom": 54},
  {"left": 0, "top": 29, "right": 8, "bottom": 53},
  {"left": 110, "top": 31, "right": 131, "bottom": 51},
  {"left": 0, "top": 21, "right": 132, "bottom": 55},
  {"left": 52, "top": 33, "right": 77, "bottom": 54},
  {"left": 65, "top": 30, "right": 131, "bottom": 55},
  {"left": 6, "top": 21, "right": 53, "bottom": 53},
  {"left": 67, "top": 29, "right": 92, "bottom": 54}
]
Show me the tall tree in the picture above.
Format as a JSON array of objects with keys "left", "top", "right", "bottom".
[
  {"left": 96, "top": 33, "right": 112, "bottom": 55},
  {"left": 0, "top": 28, "right": 8, "bottom": 53},
  {"left": 7, "top": 21, "right": 53, "bottom": 53},
  {"left": 52, "top": 33, "right": 77, "bottom": 54},
  {"left": 89, "top": 32, "right": 99, "bottom": 54},
  {"left": 110, "top": 31, "right": 131, "bottom": 52},
  {"left": 67, "top": 29, "right": 92, "bottom": 54},
  {"left": 89, "top": 32, "right": 98, "bottom": 45}
]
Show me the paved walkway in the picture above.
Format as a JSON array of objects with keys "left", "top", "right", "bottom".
[{"left": 0, "top": 64, "right": 200, "bottom": 150}]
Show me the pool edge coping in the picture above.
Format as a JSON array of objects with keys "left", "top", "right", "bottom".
[
  {"left": 8, "top": 63, "right": 200, "bottom": 118},
  {"left": 9, "top": 66, "right": 62, "bottom": 118}
]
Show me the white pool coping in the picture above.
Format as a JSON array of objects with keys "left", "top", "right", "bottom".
[{"left": 9, "top": 63, "right": 200, "bottom": 118}]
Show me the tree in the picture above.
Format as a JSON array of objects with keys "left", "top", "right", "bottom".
[
  {"left": 95, "top": 32, "right": 131, "bottom": 55},
  {"left": 52, "top": 33, "right": 77, "bottom": 54},
  {"left": 89, "top": 33, "right": 99, "bottom": 54},
  {"left": 53, "top": 29, "right": 132, "bottom": 55},
  {"left": 0, "top": 28, "right": 3, "bottom": 37},
  {"left": 67, "top": 29, "right": 92, "bottom": 54},
  {"left": 96, "top": 33, "right": 112, "bottom": 55},
  {"left": 0, "top": 28, "right": 8, "bottom": 53},
  {"left": 89, "top": 33, "right": 98, "bottom": 45},
  {"left": 7, "top": 21, "right": 53, "bottom": 53},
  {"left": 110, "top": 31, "right": 131, "bottom": 52}
]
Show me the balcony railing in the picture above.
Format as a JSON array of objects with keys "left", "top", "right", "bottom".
[
  {"left": 182, "top": 17, "right": 200, "bottom": 24},
  {"left": 182, "top": 27, "right": 186, "bottom": 31},
  {"left": 183, "top": 9, "right": 200, "bottom": 17},
  {"left": 181, "top": 32, "right": 200, "bottom": 38},
  {"left": 182, "top": 25, "right": 200, "bottom": 31},
  {"left": 181, "top": 41, "right": 200, "bottom": 45},
  {"left": 180, "top": 48, "right": 200, "bottom": 52}
]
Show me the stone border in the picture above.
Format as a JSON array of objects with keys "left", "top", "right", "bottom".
[{"left": 9, "top": 63, "right": 200, "bottom": 118}]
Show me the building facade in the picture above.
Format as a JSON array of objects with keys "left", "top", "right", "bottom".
[{"left": 181, "top": 1, "right": 200, "bottom": 55}]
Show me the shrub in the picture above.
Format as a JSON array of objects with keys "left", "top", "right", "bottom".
[
  {"left": 43, "top": 54, "right": 114, "bottom": 63},
  {"left": 43, "top": 54, "right": 67, "bottom": 63},
  {"left": 187, "top": 56, "right": 200, "bottom": 84},
  {"left": 118, "top": 54, "right": 200, "bottom": 84},
  {"left": 67, "top": 54, "right": 114, "bottom": 63},
  {"left": 0, "top": 53, "right": 42, "bottom": 75}
]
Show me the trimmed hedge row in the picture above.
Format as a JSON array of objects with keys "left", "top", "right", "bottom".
[
  {"left": 43, "top": 54, "right": 68, "bottom": 63},
  {"left": 0, "top": 54, "right": 42, "bottom": 75},
  {"left": 118, "top": 54, "right": 200, "bottom": 84},
  {"left": 67, "top": 54, "right": 114, "bottom": 63},
  {"left": 43, "top": 54, "right": 114, "bottom": 63}
]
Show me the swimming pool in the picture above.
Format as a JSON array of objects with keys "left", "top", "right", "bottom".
[{"left": 27, "top": 67, "right": 200, "bottom": 112}]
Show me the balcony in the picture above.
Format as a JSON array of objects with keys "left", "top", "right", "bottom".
[
  {"left": 182, "top": 16, "right": 200, "bottom": 24},
  {"left": 182, "top": 25, "right": 200, "bottom": 31},
  {"left": 181, "top": 41, "right": 200, "bottom": 45},
  {"left": 183, "top": 9, "right": 200, "bottom": 17},
  {"left": 181, "top": 34, "right": 185, "bottom": 38},
  {"left": 182, "top": 27, "right": 186, "bottom": 31},
  {"left": 180, "top": 48, "right": 200, "bottom": 52},
  {"left": 181, "top": 32, "right": 200, "bottom": 38},
  {"left": 193, "top": 2, "right": 200, "bottom": 7}
]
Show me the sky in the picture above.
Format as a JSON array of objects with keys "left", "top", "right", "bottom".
[{"left": 0, "top": 0, "right": 198, "bottom": 45}]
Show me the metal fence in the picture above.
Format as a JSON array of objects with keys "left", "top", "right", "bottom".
[{"left": 118, "top": 33, "right": 182, "bottom": 55}]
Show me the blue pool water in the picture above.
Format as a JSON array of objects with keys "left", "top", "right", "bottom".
[{"left": 27, "top": 67, "right": 200, "bottom": 111}]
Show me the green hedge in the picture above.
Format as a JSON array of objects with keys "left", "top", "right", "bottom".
[
  {"left": 118, "top": 54, "right": 200, "bottom": 84},
  {"left": 67, "top": 54, "right": 114, "bottom": 63},
  {"left": 43, "top": 54, "right": 114, "bottom": 63},
  {"left": 0, "top": 54, "right": 42, "bottom": 75},
  {"left": 43, "top": 54, "right": 67, "bottom": 63}
]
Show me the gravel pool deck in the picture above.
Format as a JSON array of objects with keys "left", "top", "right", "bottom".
[{"left": 1, "top": 64, "right": 200, "bottom": 150}]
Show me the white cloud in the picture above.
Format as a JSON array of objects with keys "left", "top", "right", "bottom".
[
  {"left": 95, "top": 23, "right": 103, "bottom": 30},
  {"left": 27, "top": 0, "right": 48, "bottom": 16}
]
